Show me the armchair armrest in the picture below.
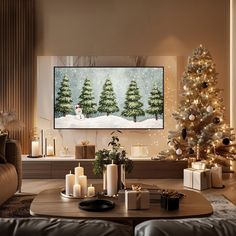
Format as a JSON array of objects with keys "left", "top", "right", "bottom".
[{"left": 5, "top": 140, "right": 22, "bottom": 192}]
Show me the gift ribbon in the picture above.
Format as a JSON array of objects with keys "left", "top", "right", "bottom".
[
  {"left": 132, "top": 185, "right": 142, "bottom": 209},
  {"left": 81, "top": 141, "right": 89, "bottom": 158}
]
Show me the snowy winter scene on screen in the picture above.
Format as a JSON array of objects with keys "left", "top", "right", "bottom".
[{"left": 54, "top": 67, "right": 164, "bottom": 129}]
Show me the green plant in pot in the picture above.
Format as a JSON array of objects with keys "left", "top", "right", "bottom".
[{"left": 93, "top": 131, "right": 133, "bottom": 189}]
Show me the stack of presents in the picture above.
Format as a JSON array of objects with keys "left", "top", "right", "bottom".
[{"left": 184, "top": 161, "right": 223, "bottom": 190}]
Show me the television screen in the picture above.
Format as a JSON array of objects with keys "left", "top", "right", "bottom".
[{"left": 54, "top": 66, "right": 164, "bottom": 129}]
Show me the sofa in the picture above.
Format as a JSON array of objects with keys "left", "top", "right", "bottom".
[
  {"left": 135, "top": 219, "right": 236, "bottom": 236},
  {"left": 1, "top": 218, "right": 236, "bottom": 236},
  {"left": 0, "top": 218, "right": 133, "bottom": 236},
  {"left": 0, "top": 139, "right": 22, "bottom": 206}
]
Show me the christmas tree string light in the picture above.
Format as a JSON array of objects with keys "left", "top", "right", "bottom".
[{"left": 159, "top": 45, "right": 236, "bottom": 166}]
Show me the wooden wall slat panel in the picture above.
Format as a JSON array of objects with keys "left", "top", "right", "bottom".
[{"left": 0, "top": 0, "right": 36, "bottom": 153}]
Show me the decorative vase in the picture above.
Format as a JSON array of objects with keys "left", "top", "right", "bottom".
[{"left": 117, "top": 164, "right": 126, "bottom": 190}]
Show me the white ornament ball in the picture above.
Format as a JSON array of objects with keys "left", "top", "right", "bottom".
[
  {"left": 183, "top": 85, "right": 188, "bottom": 91},
  {"left": 189, "top": 114, "right": 195, "bottom": 121},
  {"left": 206, "top": 105, "right": 213, "bottom": 113},
  {"left": 168, "top": 141, "right": 175, "bottom": 148},
  {"left": 176, "top": 148, "right": 183, "bottom": 155}
]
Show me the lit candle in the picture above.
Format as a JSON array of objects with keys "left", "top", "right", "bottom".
[
  {"left": 74, "top": 163, "right": 84, "bottom": 185},
  {"left": 87, "top": 184, "right": 95, "bottom": 197},
  {"left": 107, "top": 160, "right": 118, "bottom": 196},
  {"left": 65, "top": 170, "right": 75, "bottom": 196},
  {"left": 47, "top": 145, "right": 54, "bottom": 156},
  {"left": 73, "top": 184, "right": 81, "bottom": 198},
  {"left": 32, "top": 140, "right": 40, "bottom": 156},
  {"left": 211, "top": 165, "right": 223, "bottom": 188},
  {"left": 78, "top": 175, "right": 87, "bottom": 197}
]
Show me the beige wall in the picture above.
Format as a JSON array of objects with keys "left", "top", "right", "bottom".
[{"left": 35, "top": 0, "right": 230, "bottom": 156}]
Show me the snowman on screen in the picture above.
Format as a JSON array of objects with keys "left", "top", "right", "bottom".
[{"left": 75, "top": 103, "right": 84, "bottom": 119}]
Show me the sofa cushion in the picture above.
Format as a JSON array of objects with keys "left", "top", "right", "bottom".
[
  {"left": 0, "top": 218, "right": 133, "bottom": 236},
  {"left": 0, "top": 163, "right": 18, "bottom": 205},
  {"left": 135, "top": 219, "right": 236, "bottom": 236},
  {"left": 0, "top": 134, "right": 7, "bottom": 163}
]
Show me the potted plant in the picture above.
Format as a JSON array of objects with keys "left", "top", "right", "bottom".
[{"left": 93, "top": 130, "right": 133, "bottom": 190}]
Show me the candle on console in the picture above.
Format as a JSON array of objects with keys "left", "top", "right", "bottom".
[
  {"left": 32, "top": 140, "right": 40, "bottom": 156},
  {"left": 107, "top": 160, "right": 118, "bottom": 196},
  {"left": 211, "top": 165, "right": 223, "bottom": 188},
  {"left": 78, "top": 175, "right": 87, "bottom": 197},
  {"left": 87, "top": 184, "right": 95, "bottom": 197},
  {"left": 75, "top": 163, "right": 84, "bottom": 185},
  {"left": 73, "top": 184, "right": 81, "bottom": 198},
  {"left": 65, "top": 170, "right": 75, "bottom": 196}
]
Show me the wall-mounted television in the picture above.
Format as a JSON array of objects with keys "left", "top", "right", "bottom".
[{"left": 54, "top": 66, "right": 164, "bottom": 129}]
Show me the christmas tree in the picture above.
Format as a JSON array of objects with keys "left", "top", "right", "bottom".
[
  {"left": 98, "top": 78, "right": 119, "bottom": 116},
  {"left": 160, "top": 45, "right": 236, "bottom": 165},
  {"left": 78, "top": 78, "right": 97, "bottom": 118},
  {"left": 122, "top": 80, "right": 145, "bottom": 122},
  {"left": 146, "top": 84, "right": 163, "bottom": 120},
  {"left": 55, "top": 75, "right": 74, "bottom": 116}
]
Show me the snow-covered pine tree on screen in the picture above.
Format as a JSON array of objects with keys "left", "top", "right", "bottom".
[
  {"left": 159, "top": 45, "right": 236, "bottom": 166},
  {"left": 98, "top": 78, "right": 119, "bottom": 116},
  {"left": 78, "top": 78, "right": 97, "bottom": 118},
  {"left": 146, "top": 84, "right": 163, "bottom": 120},
  {"left": 55, "top": 75, "right": 74, "bottom": 116},
  {"left": 122, "top": 80, "right": 145, "bottom": 122}
]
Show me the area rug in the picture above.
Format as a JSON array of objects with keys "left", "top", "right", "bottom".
[
  {"left": 0, "top": 194, "right": 35, "bottom": 217},
  {"left": 204, "top": 194, "right": 236, "bottom": 219}
]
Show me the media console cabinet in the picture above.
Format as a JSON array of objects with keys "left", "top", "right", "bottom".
[{"left": 21, "top": 156, "right": 187, "bottom": 179}]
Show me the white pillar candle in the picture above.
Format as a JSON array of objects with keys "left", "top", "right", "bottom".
[
  {"left": 32, "top": 140, "right": 40, "bottom": 156},
  {"left": 211, "top": 166, "right": 223, "bottom": 188},
  {"left": 87, "top": 184, "right": 95, "bottom": 197},
  {"left": 47, "top": 145, "right": 54, "bottom": 156},
  {"left": 65, "top": 170, "right": 75, "bottom": 196},
  {"left": 107, "top": 160, "right": 118, "bottom": 196},
  {"left": 73, "top": 184, "right": 81, "bottom": 198},
  {"left": 78, "top": 175, "right": 87, "bottom": 197},
  {"left": 103, "top": 165, "right": 107, "bottom": 191},
  {"left": 75, "top": 163, "right": 84, "bottom": 185}
]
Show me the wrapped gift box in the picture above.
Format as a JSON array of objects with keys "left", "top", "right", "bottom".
[
  {"left": 193, "top": 169, "right": 211, "bottom": 190},
  {"left": 191, "top": 161, "right": 206, "bottom": 170},
  {"left": 184, "top": 168, "right": 211, "bottom": 190},
  {"left": 75, "top": 145, "right": 95, "bottom": 159},
  {"left": 184, "top": 168, "right": 195, "bottom": 188},
  {"left": 125, "top": 190, "right": 150, "bottom": 210}
]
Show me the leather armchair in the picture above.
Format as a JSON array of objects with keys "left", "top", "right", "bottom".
[{"left": 0, "top": 140, "right": 22, "bottom": 205}]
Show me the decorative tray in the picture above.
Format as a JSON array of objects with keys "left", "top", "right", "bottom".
[
  {"left": 60, "top": 190, "right": 84, "bottom": 199},
  {"left": 79, "top": 199, "right": 115, "bottom": 212}
]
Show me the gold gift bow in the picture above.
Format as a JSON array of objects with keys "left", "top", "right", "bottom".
[{"left": 81, "top": 140, "right": 90, "bottom": 145}]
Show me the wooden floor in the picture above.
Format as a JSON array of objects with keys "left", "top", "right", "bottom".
[{"left": 21, "top": 172, "right": 236, "bottom": 204}]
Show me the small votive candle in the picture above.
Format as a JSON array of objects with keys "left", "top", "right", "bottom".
[
  {"left": 73, "top": 184, "right": 81, "bottom": 198},
  {"left": 87, "top": 184, "right": 95, "bottom": 197}
]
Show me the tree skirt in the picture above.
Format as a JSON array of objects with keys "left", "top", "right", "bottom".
[
  {"left": 0, "top": 194, "right": 35, "bottom": 217},
  {"left": 0, "top": 193, "right": 235, "bottom": 218}
]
